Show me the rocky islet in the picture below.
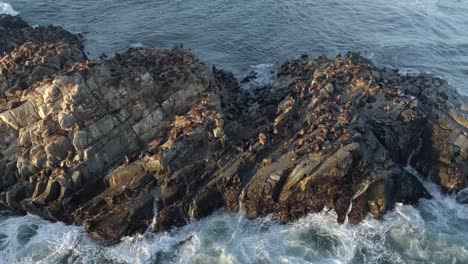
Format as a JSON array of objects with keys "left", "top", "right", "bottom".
[{"left": 0, "top": 15, "right": 467, "bottom": 243}]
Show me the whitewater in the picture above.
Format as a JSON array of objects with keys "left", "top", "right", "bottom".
[
  {"left": 0, "top": 1, "right": 17, "bottom": 16},
  {"left": 0, "top": 171, "right": 467, "bottom": 263},
  {"left": 1, "top": 0, "right": 468, "bottom": 263}
]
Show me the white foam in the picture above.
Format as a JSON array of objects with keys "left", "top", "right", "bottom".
[
  {"left": 398, "top": 67, "right": 423, "bottom": 76},
  {"left": 130, "top": 43, "right": 144, "bottom": 48},
  {"left": 0, "top": 2, "right": 18, "bottom": 16},
  {"left": 241, "top": 63, "right": 275, "bottom": 89},
  {"left": 0, "top": 175, "right": 467, "bottom": 263}
]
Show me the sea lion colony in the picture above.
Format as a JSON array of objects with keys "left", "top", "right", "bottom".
[{"left": 0, "top": 15, "right": 466, "bottom": 242}]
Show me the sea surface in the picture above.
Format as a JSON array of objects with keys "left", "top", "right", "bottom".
[
  {"left": 3, "top": 0, "right": 468, "bottom": 95},
  {"left": 1, "top": 1, "right": 468, "bottom": 263}
]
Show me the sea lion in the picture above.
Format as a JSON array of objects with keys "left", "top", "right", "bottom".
[
  {"left": 337, "top": 110, "right": 351, "bottom": 124},
  {"left": 369, "top": 72, "right": 375, "bottom": 82},
  {"left": 298, "top": 138, "right": 305, "bottom": 146},
  {"left": 319, "top": 126, "right": 329, "bottom": 137},
  {"left": 352, "top": 66, "right": 361, "bottom": 75},
  {"left": 355, "top": 77, "right": 365, "bottom": 86},
  {"left": 290, "top": 151, "right": 298, "bottom": 161},
  {"left": 320, "top": 142, "right": 333, "bottom": 156},
  {"left": 263, "top": 158, "right": 273, "bottom": 166},
  {"left": 333, "top": 129, "right": 342, "bottom": 140},
  {"left": 298, "top": 128, "right": 305, "bottom": 136},
  {"left": 311, "top": 143, "right": 320, "bottom": 153},
  {"left": 259, "top": 132, "right": 267, "bottom": 145},
  {"left": 315, "top": 134, "right": 326, "bottom": 143},
  {"left": 340, "top": 128, "right": 351, "bottom": 142},
  {"left": 335, "top": 94, "right": 343, "bottom": 103}
]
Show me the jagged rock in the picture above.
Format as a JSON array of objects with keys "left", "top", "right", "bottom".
[
  {"left": 33, "top": 178, "right": 60, "bottom": 205},
  {"left": 405, "top": 75, "right": 468, "bottom": 191},
  {"left": 0, "top": 15, "right": 85, "bottom": 97},
  {"left": 0, "top": 15, "right": 83, "bottom": 54},
  {"left": 0, "top": 15, "right": 466, "bottom": 243},
  {"left": 456, "top": 188, "right": 468, "bottom": 204}
]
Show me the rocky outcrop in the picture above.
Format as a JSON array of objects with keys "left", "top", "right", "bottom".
[
  {"left": 0, "top": 15, "right": 83, "bottom": 54},
  {"left": 0, "top": 15, "right": 466, "bottom": 243},
  {"left": 403, "top": 75, "right": 468, "bottom": 191}
]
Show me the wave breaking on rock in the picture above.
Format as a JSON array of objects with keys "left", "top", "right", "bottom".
[{"left": 0, "top": 2, "right": 18, "bottom": 16}]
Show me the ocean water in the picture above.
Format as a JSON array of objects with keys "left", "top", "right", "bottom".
[
  {"left": 1, "top": 1, "right": 468, "bottom": 263},
  {"left": 3, "top": 0, "right": 468, "bottom": 95},
  {"left": 0, "top": 1, "right": 17, "bottom": 15}
]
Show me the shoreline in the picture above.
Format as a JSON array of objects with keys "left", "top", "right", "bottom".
[{"left": 0, "top": 14, "right": 467, "bottom": 243}]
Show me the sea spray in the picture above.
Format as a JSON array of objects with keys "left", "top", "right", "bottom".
[
  {"left": 0, "top": 2, "right": 18, "bottom": 15},
  {"left": 1, "top": 176, "right": 467, "bottom": 264},
  {"left": 241, "top": 63, "right": 275, "bottom": 90}
]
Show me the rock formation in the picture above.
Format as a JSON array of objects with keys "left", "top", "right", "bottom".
[{"left": 0, "top": 15, "right": 466, "bottom": 243}]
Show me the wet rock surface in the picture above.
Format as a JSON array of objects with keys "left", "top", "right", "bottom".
[{"left": 0, "top": 15, "right": 466, "bottom": 242}]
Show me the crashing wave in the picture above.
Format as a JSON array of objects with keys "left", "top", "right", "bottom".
[
  {"left": 130, "top": 42, "right": 144, "bottom": 48},
  {"left": 240, "top": 63, "right": 275, "bottom": 89},
  {"left": 0, "top": 2, "right": 18, "bottom": 16},
  {"left": 1, "top": 175, "right": 467, "bottom": 263}
]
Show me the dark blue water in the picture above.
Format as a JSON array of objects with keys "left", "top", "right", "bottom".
[{"left": 5, "top": 0, "right": 468, "bottom": 95}]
